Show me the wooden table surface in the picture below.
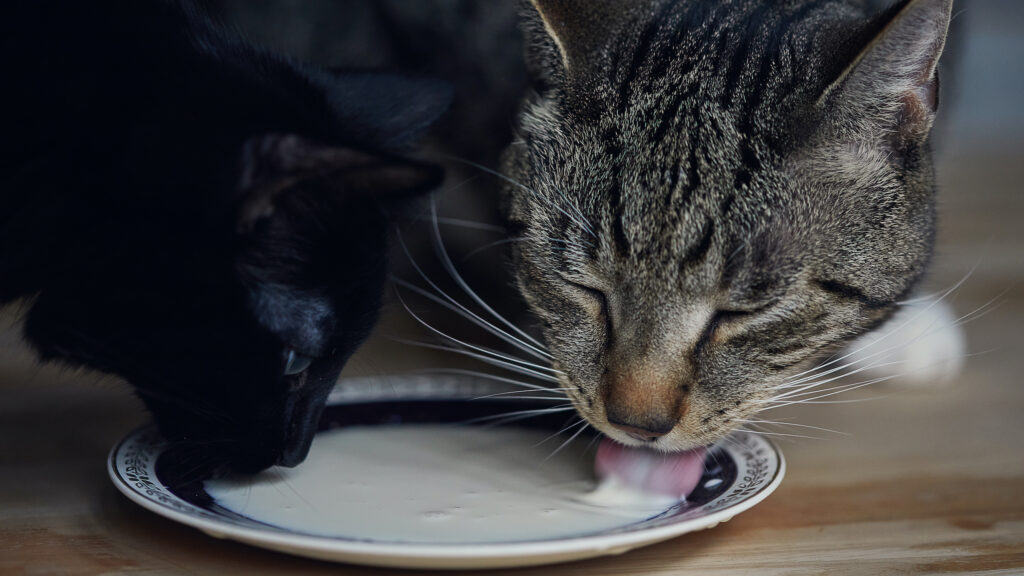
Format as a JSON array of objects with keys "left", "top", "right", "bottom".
[{"left": 3, "top": 144, "right": 1023, "bottom": 575}]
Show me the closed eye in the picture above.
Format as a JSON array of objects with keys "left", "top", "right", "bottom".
[
  {"left": 695, "top": 308, "right": 761, "bottom": 358},
  {"left": 566, "top": 282, "right": 611, "bottom": 331}
]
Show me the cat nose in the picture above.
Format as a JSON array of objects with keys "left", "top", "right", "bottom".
[
  {"left": 603, "top": 373, "right": 688, "bottom": 442},
  {"left": 606, "top": 407, "right": 679, "bottom": 438},
  {"left": 606, "top": 417, "right": 673, "bottom": 442}
]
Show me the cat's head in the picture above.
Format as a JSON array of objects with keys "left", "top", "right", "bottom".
[
  {"left": 502, "top": 0, "right": 952, "bottom": 450},
  {"left": 25, "top": 57, "right": 451, "bottom": 472}
]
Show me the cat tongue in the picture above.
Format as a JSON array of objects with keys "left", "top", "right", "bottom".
[{"left": 594, "top": 439, "right": 706, "bottom": 500}]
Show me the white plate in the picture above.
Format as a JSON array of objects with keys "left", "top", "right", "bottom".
[{"left": 108, "top": 375, "right": 784, "bottom": 570}]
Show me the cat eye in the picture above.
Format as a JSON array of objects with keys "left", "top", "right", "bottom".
[
  {"left": 712, "top": 309, "right": 755, "bottom": 325},
  {"left": 697, "top": 309, "right": 757, "bottom": 356},
  {"left": 567, "top": 282, "right": 611, "bottom": 327},
  {"left": 283, "top": 348, "right": 314, "bottom": 376}
]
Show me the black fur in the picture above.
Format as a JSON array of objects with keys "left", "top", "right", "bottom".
[{"left": 1, "top": 0, "right": 451, "bottom": 473}]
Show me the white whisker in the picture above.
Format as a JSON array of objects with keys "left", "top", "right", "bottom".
[
  {"left": 428, "top": 200, "right": 550, "bottom": 352},
  {"left": 543, "top": 420, "right": 591, "bottom": 462},
  {"left": 393, "top": 290, "right": 560, "bottom": 374},
  {"left": 535, "top": 418, "right": 585, "bottom": 448},
  {"left": 395, "top": 338, "right": 561, "bottom": 383},
  {"left": 408, "top": 368, "right": 558, "bottom": 390},
  {"left": 473, "top": 388, "right": 571, "bottom": 400},
  {"left": 771, "top": 358, "right": 908, "bottom": 400},
  {"left": 395, "top": 230, "right": 551, "bottom": 361},
  {"left": 785, "top": 287, "right": 1000, "bottom": 393},
  {"left": 444, "top": 155, "right": 596, "bottom": 240},
  {"left": 392, "top": 273, "right": 551, "bottom": 361},
  {"left": 786, "top": 264, "right": 978, "bottom": 382},
  {"left": 462, "top": 406, "right": 576, "bottom": 426},
  {"left": 735, "top": 419, "right": 849, "bottom": 436},
  {"left": 761, "top": 375, "right": 900, "bottom": 410},
  {"left": 476, "top": 395, "right": 571, "bottom": 402},
  {"left": 739, "top": 426, "right": 824, "bottom": 441}
]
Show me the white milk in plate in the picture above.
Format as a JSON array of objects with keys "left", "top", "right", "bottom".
[{"left": 205, "top": 424, "right": 678, "bottom": 544}]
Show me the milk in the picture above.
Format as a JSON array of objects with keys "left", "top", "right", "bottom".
[{"left": 205, "top": 424, "right": 678, "bottom": 544}]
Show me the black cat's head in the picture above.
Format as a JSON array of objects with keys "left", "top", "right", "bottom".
[{"left": 22, "top": 28, "right": 452, "bottom": 472}]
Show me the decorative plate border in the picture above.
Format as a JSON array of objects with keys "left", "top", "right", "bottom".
[{"left": 108, "top": 376, "right": 785, "bottom": 568}]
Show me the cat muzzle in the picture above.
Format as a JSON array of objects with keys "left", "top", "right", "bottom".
[{"left": 277, "top": 387, "right": 330, "bottom": 467}]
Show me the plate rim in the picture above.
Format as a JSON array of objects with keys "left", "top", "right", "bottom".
[{"left": 107, "top": 379, "right": 786, "bottom": 568}]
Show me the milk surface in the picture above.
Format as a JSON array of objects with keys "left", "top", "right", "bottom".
[{"left": 205, "top": 424, "right": 676, "bottom": 544}]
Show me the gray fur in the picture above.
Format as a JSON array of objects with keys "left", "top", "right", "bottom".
[{"left": 502, "top": 0, "right": 953, "bottom": 450}]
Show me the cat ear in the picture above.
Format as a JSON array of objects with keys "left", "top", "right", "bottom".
[
  {"left": 314, "top": 71, "right": 454, "bottom": 151},
  {"left": 820, "top": 0, "right": 952, "bottom": 147},
  {"left": 523, "top": 0, "right": 650, "bottom": 82},
  {"left": 236, "top": 134, "right": 442, "bottom": 233}
]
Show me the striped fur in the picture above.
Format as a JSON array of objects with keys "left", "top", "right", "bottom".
[{"left": 501, "top": 0, "right": 953, "bottom": 451}]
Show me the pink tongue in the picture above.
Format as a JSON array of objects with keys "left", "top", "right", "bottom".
[{"left": 594, "top": 439, "right": 706, "bottom": 499}]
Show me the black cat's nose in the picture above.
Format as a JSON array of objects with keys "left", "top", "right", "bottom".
[
  {"left": 278, "top": 439, "right": 313, "bottom": 468},
  {"left": 278, "top": 418, "right": 318, "bottom": 467},
  {"left": 276, "top": 390, "right": 328, "bottom": 468}
]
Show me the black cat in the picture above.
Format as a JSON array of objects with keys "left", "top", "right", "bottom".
[{"left": 1, "top": 0, "right": 451, "bottom": 473}]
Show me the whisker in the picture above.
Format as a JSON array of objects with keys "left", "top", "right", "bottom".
[
  {"left": 269, "top": 468, "right": 316, "bottom": 511},
  {"left": 444, "top": 155, "right": 596, "bottom": 240},
  {"left": 393, "top": 275, "right": 551, "bottom": 362},
  {"left": 543, "top": 420, "right": 591, "bottom": 462},
  {"left": 461, "top": 406, "right": 576, "bottom": 426},
  {"left": 461, "top": 237, "right": 588, "bottom": 262},
  {"left": 393, "top": 291, "right": 561, "bottom": 375},
  {"left": 394, "top": 233, "right": 551, "bottom": 361},
  {"left": 477, "top": 395, "right": 572, "bottom": 402},
  {"left": 394, "top": 338, "right": 561, "bottom": 382},
  {"left": 734, "top": 419, "right": 849, "bottom": 436},
  {"left": 460, "top": 237, "right": 528, "bottom": 262},
  {"left": 761, "top": 375, "right": 900, "bottom": 410},
  {"left": 407, "top": 368, "right": 560, "bottom": 390},
  {"left": 534, "top": 418, "right": 585, "bottom": 447},
  {"left": 738, "top": 427, "right": 825, "bottom": 441},
  {"left": 786, "top": 264, "right": 978, "bottom": 382},
  {"left": 473, "top": 389, "right": 571, "bottom": 400},
  {"left": 770, "top": 358, "right": 908, "bottom": 401},
  {"left": 428, "top": 199, "right": 550, "bottom": 351},
  {"left": 785, "top": 289, "right": 999, "bottom": 392}
]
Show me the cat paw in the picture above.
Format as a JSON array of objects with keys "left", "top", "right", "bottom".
[{"left": 844, "top": 299, "right": 966, "bottom": 386}]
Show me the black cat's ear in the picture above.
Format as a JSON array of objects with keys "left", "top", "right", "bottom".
[
  {"left": 314, "top": 71, "right": 454, "bottom": 151},
  {"left": 522, "top": 0, "right": 652, "bottom": 83},
  {"left": 236, "top": 134, "right": 442, "bottom": 233},
  {"left": 819, "top": 0, "right": 952, "bottom": 147}
]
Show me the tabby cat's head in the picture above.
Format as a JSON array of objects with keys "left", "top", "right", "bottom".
[{"left": 502, "top": 0, "right": 952, "bottom": 450}]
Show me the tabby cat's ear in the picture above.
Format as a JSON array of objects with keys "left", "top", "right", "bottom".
[
  {"left": 235, "top": 134, "right": 442, "bottom": 233},
  {"left": 523, "top": 0, "right": 652, "bottom": 83},
  {"left": 820, "top": 0, "right": 953, "bottom": 147}
]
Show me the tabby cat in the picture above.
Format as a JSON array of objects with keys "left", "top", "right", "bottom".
[{"left": 501, "top": 0, "right": 955, "bottom": 449}]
